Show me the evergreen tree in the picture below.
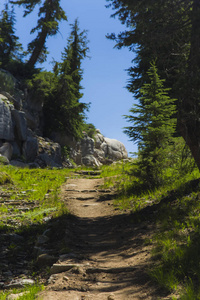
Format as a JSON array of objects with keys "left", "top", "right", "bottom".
[
  {"left": 11, "top": 0, "right": 67, "bottom": 68},
  {"left": 178, "top": 0, "right": 200, "bottom": 170},
  {"left": 0, "top": 4, "right": 22, "bottom": 68},
  {"left": 106, "top": 0, "right": 191, "bottom": 98},
  {"left": 43, "top": 19, "right": 90, "bottom": 140},
  {"left": 124, "top": 62, "right": 176, "bottom": 186},
  {"left": 106, "top": 0, "right": 200, "bottom": 171}
]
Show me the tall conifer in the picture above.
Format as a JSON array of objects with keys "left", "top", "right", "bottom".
[
  {"left": 0, "top": 4, "right": 22, "bottom": 68},
  {"left": 44, "top": 19, "right": 89, "bottom": 139},
  {"left": 124, "top": 62, "right": 176, "bottom": 186}
]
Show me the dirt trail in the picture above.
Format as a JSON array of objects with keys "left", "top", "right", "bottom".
[{"left": 39, "top": 176, "right": 161, "bottom": 300}]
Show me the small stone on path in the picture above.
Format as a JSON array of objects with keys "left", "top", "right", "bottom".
[{"left": 108, "top": 294, "right": 115, "bottom": 300}]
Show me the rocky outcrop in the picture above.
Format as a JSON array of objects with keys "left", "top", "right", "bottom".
[
  {"left": 0, "top": 91, "right": 63, "bottom": 168},
  {"left": 71, "top": 130, "right": 128, "bottom": 167},
  {"left": 0, "top": 70, "right": 128, "bottom": 168},
  {"left": 0, "top": 94, "right": 14, "bottom": 141}
]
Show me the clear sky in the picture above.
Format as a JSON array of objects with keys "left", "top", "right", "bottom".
[{"left": 1, "top": 0, "right": 138, "bottom": 155}]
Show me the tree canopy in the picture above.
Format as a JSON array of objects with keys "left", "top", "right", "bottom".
[{"left": 106, "top": 0, "right": 200, "bottom": 170}]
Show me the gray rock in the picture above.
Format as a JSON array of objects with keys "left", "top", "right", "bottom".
[
  {"left": 50, "top": 263, "right": 82, "bottom": 274},
  {"left": 103, "top": 137, "right": 128, "bottom": 160},
  {"left": 82, "top": 154, "right": 102, "bottom": 167},
  {"left": 70, "top": 148, "right": 82, "bottom": 165},
  {"left": 50, "top": 131, "right": 76, "bottom": 148},
  {"left": 23, "top": 136, "right": 38, "bottom": 162},
  {"left": 7, "top": 292, "right": 29, "bottom": 300},
  {"left": 36, "top": 153, "right": 62, "bottom": 168},
  {"left": 5, "top": 279, "right": 35, "bottom": 289},
  {"left": 0, "top": 142, "right": 13, "bottom": 160},
  {"left": 71, "top": 130, "right": 128, "bottom": 166},
  {"left": 94, "top": 148, "right": 105, "bottom": 163},
  {"left": 28, "top": 162, "right": 40, "bottom": 168},
  {"left": 11, "top": 109, "right": 27, "bottom": 141},
  {"left": 19, "top": 279, "right": 35, "bottom": 285},
  {"left": 24, "top": 110, "right": 38, "bottom": 130},
  {"left": 33, "top": 246, "right": 49, "bottom": 256},
  {"left": 11, "top": 141, "right": 21, "bottom": 158},
  {"left": 81, "top": 135, "right": 94, "bottom": 156},
  {"left": 9, "top": 160, "right": 28, "bottom": 168},
  {"left": 3, "top": 270, "right": 13, "bottom": 277},
  {"left": 36, "top": 254, "right": 58, "bottom": 268},
  {"left": 63, "top": 158, "right": 75, "bottom": 168},
  {"left": 0, "top": 96, "right": 14, "bottom": 141},
  {"left": 36, "top": 235, "right": 49, "bottom": 245},
  {"left": 94, "top": 131, "right": 105, "bottom": 148},
  {"left": 1, "top": 91, "right": 22, "bottom": 110},
  {"left": 59, "top": 253, "right": 77, "bottom": 261},
  {"left": 36, "top": 136, "right": 62, "bottom": 166},
  {"left": 48, "top": 274, "right": 58, "bottom": 284},
  {"left": 9, "top": 233, "right": 24, "bottom": 243}
]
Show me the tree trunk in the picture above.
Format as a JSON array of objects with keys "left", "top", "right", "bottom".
[
  {"left": 27, "top": 0, "right": 52, "bottom": 69},
  {"left": 27, "top": 29, "right": 48, "bottom": 69},
  {"left": 178, "top": 0, "right": 200, "bottom": 170}
]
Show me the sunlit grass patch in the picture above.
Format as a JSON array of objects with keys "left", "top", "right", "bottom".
[
  {"left": 0, "top": 171, "right": 13, "bottom": 184},
  {"left": 99, "top": 159, "right": 200, "bottom": 298},
  {"left": 148, "top": 178, "right": 200, "bottom": 297},
  {"left": 0, "top": 284, "right": 44, "bottom": 300},
  {"left": 0, "top": 166, "right": 72, "bottom": 231}
]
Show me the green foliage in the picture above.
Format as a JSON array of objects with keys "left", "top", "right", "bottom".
[
  {"left": 26, "top": 70, "right": 56, "bottom": 105},
  {"left": 0, "top": 166, "right": 72, "bottom": 229},
  {"left": 0, "top": 284, "right": 44, "bottom": 300},
  {"left": 0, "top": 171, "right": 13, "bottom": 184},
  {"left": 0, "top": 4, "right": 23, "bottom": 69},
  {"left": 0, "top": 69, "right": 15, "bottom": 94},
  {"left": 104, "top": 149, "right": 200, "bottom": 298},
  {"left": 148, "top": 183, "right": 200, "bottom": 297},
  {"left": 124, "top": 62, "right": 177, "bottom": 187},
  {"left": 106, "top": 0, "right": 200, "bottom": 171},
  {"left": 106, "top": 0, "right": 190, "bottom": 101},
  {"left": 43, "top": 19, "right": 90, "bottom": 140},
  {"left": 82, "top": 123, "right": 96, "bottom": 138},
  {"left": 11, "top": 0, "right": 67, "bottom": 68}
]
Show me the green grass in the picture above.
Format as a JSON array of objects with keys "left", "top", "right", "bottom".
[
  {"left": 99, "top": 159, "right": 200, "bottom": 298},
  {"left": 2, "top": 159, "right": 200, "bottom": 298},
  {"left": 0, "top": 284, "right": 44, "bottom": 300},
  {"left": 0, "top": 166, "right": 72, "bottom": 231}
]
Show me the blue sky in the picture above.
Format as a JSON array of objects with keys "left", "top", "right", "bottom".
[{"left": 1, "top": 0, "right": 137, "bottom": 155}]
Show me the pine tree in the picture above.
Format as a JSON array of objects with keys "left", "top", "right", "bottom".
[
  {"left": 106, "top": 0, "right": 190, "bottom": 98},
  {"left": 0, "top": 4, "right": 22, "bottom": 68},
  {"left": 107, "top": 0, "right": 200, "bottom": 171},
  {"left": 11, "top": 0, "right": 67, "bottom": 68},
  {"left": 43, "top": 19, "right": 90, "bottom": 139},
  {"left": 124, "top": 62, "right": 176, "bottom": 186}
]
